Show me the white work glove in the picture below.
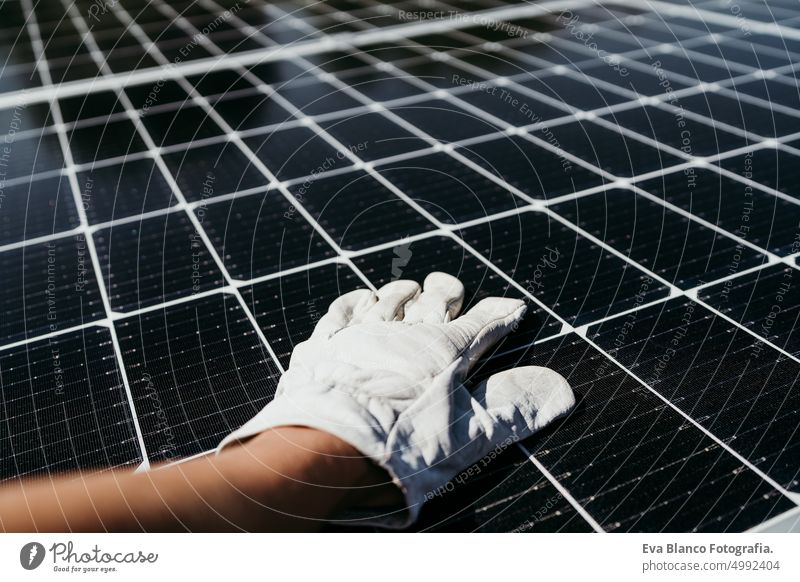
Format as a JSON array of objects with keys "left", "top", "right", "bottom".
[{"left": 217, "top": 272, "right": 575, "bottom": 528}]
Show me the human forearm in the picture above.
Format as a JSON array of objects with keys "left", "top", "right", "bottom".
[{"left": 0, "top": 427, "right": 382, "bottom": 532}]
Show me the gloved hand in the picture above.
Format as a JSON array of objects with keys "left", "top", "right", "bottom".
[{"left": 217, "top": 272, "right": 575, "bottom": 528}]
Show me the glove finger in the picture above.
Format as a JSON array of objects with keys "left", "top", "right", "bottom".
[
  {"left": 448, "top": 297, "right": 526, "bottom": 365},
  {"left": 472, "top": 366, "right": 574, "bottom": 436},
  {"left": 310, "top": 288, "right": 376, "bottom": 339},
  {"left": 403, "top": 272, "right": 465, "bottom": 324},
  {"left": 358, "top": 279, "right": 421, "bottom": 322}
]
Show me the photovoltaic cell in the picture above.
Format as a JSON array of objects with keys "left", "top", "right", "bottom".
[
  {"left": 199, "top": 189, "right": 336, "bottom": 280},
  {"left": 578, "top": 61, "right": 694, "bottom": 96},
  {"left": 602, "top": 105, "right": 753, "bottom": 157},
  {"left": 456, "top": 134, "right": 607, "bottom": 199},
  {"left": 729, "top": 31, "right": 800, "bottom": 54},
  {"left": 163, "top": 141, "right": 268, "bottom": 202},
  {"left": 590, "top": 298, "right": 800, "bottom": 492},
  {"left": 124, "top": 79, "right": 190, "bottom": 110},
  {"left": 679, "top": 91, "right": 800, "bottom": 138},
  {"left": 635, "top": 167, "right": 800, "bottom": 256},
  {"left": 457, "top": 85, "right": 569, "bottom": 127},
  {"left": 730, "top": 77, "right": 800, "bottom": 110},
  {"left": 248, "top": 60, "right": 310, "bottom": 86},
  {"left": 551, "top": 189, "right": 767, "bottom": 288},
  {"left": 375, "top": 152, "right": 524, "bottom": 224},
  {"left": 456, "top": 51, "right": 546, "bottom": 78},
  {"left": 412, "top": 34, "right": 479, "bottom": 52},
  {"left": 630, "top": 52, "right": 737, "bottom": 83},
  {"left": 318, "top": 111, "right": 431, "bottom": 160},
  {"left": 241, "top": 262, "right": 365, "bottom": 367},
  {"left": 514, "top": 41, "right": 598, "bottom": 67},
  {"left": 277, "top": 79, "right": 363, "bottom": 116},
  {"left": 389, "top": 98, "right": 502, "bottom": 142},
  {"left": 93, "top": 211, "right": 225, "bottom": 311},
  {"left": 691, "top": 41, "right": 794, "bottom": 70},
  {"left": 0, "top": 102, "right": 52, "bottom": 133},
  {"left": 59, "top": 91, "right": 124, "bottom": 124},
  {"left": 545, "top": 120, "right": 685, "bottom": 177},
  {"left": 244, "top": 125, "right": 352, "bottom": 181},
  {"left": 141, "top": 105, "right": 226, "bottom": 147},
  {"left": 3, "top": 133, "right": 64, "bottom": 180},
  {"left": 76, "top": 159, "right": 177, "bottom": 225},
  {"left": 338, "top": 69, "right": 426, "bottom": 102},
  {"left": 186, "top": 70, "right": 255, "bottom": 96},
  {"left": 716, "top": 148, "right": 800, "bottom": 199},
  {"left": 360, "top": 43, "right": 420, "bottom": 63},
  {"left": 68, "top": 119, "right": 148, "bottom": 165},
  {"left": 211, "top": 92, "right": 294, "bottom": 131},
  {"left": 0, "top": 327, "right": 142, "bottom": 479},
  {"left": 303, "top": 50, "right": 371, "bottom": 73},
  {"left": 398, "top": 59, "right": 484, "bottom": 89},
  {"left": 0, "top": 175, "right": 79, "bottom": 244},
  {"left": 516, "top": 74, "right": 630, "bottom": 110},
  {"left": 0, "top": 235, "right": 105, "bottom": 344},
  {"left": 287, "top": 170, "right": 435, "bottom": 250},
  {"left": 115, "top": 293, "right": 280, "bottom": 461},
  {"left": 699, "top": 264, "right": 800, "bottom": 357},
  {"left": 460, "top": 210, "right": 671, "bottom": 325}
]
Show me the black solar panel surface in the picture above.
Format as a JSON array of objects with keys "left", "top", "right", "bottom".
[{"left": 1, "top": 0, "right": 800, "bottom": 532}]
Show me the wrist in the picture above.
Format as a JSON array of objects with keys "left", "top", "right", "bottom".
[{"left": 244, "top": 427, "right": 403, "bottom": 509}]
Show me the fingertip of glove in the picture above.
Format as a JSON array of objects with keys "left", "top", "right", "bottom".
[
  {"left": 423, "top": 272, "right": 466, "bottom": 321},
  {"left": 424, "top": 272, "right": 465, "bottom": 295},
  {"left": 378, "top": 279, "right": 422, "bottom": 296}
]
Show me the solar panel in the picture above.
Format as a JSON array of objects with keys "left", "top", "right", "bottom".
[{"left": 2, "top": 0, "right": 800, "bottom": 533}]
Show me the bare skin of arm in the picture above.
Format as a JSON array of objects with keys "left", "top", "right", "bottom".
[{"left": 0, "top": 427, "right": 402, "bottom": 532}]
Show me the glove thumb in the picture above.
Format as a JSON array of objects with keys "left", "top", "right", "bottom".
[{"left": 472, "top": 366, "right": 575, "bottom": 440}]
